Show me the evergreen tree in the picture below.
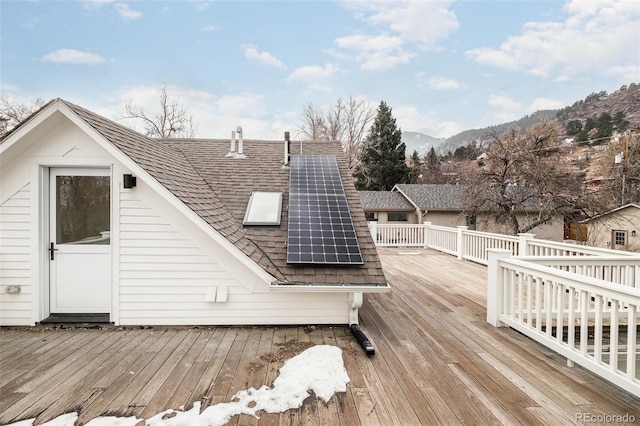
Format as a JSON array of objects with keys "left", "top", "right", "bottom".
[
  {"left": 425, "top": 147, "right": 439, "bottom": 173},
  {"left": 565, "top": 120, "right": 582, "bottom": 135},
  {"left": 354, "top": 101, "right": 411, "bottom": 190},
  {"left": 613, "top": 111, "right": 629, "bottom": 132},
  {"left": 409, "top": 150, "right": 422, "bottom": 183}
]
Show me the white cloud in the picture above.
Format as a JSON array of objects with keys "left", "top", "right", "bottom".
[
  {"left": 606, "top": 64, "right": 640, "bottom": 82},
  {"left": 42, "top": 48, "right": 106, "bottom": 65},
  {"left": 334, "top": 34, "right": 413, "bottom": 71},
  {"left": 392, "top": 104, "right": 462, "bottom": 139},
  {"left": 0, "top": 83, "right": 20, "bottom": 92},
  {"left": 488, "top": 95, "right": 523, "bottom": 110},
  {"left": 343, "top": 0, "right": 459, "bottom": 47},
  {"left": 201, "top": 25, "right": 219, "bottom": 32},
  {"left": 419, "top": 75, "right": 468, "bottom": 91},
  {"left": 335, "top": 1, "right": 458, "bottom": 71},
  {"left": 465, "top": 0, "right": 640, "bottom": 79},
  {"left": 241, "top": 44, "right": 287, "bottom": 70},
  {"left": 529, "top": 97, "right": 566, "bottom": 111},
  {"left": 109, "top": 84, "right": 297, "bottom": 140},
  {"left": 82, "top": 1, "right": 142, "bottom": 20},
  {"left": 81, "top": 0, "right": 115, "bottom": 10},
  {"left": 114, "top": 3, "right": 142, "bottom": 20},
  {"left": 287, "top": 63, "right": 339, "bottom": 92},
  {"left": 189, "top": 0, "right": 215, "bottom": 11}
]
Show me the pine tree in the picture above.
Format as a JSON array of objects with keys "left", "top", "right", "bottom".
[{"left": 354, "top": 101, "right": 411, "bottom": 190}]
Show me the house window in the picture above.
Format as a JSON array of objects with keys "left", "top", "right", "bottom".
[
  {"left": 466, "top": 215, "right": 476, "bottom": 230},
  {"left": 613, "top": 230, "right": 626, "bottom": 246},
  {"left": 365, "top": 212, "right": 378, "bottom": 221},
  {"left": 243, "top": 191, "right": 283, "bottom": 225},
  {"left": 388, "top": 212, "right": 408, "bottom": 222}
]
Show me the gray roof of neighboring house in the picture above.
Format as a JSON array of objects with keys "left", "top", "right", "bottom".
[
  {"left": 394, "top": 184, "right": 467, "bottom": 211},
  {"left": 358, "top": 191, "right": 414, "bottom": 211},
  {"left": 10, "top": 99, "right": 387, "bottom": 287},
  {"left": 580, "top": 203, "right": 640, "bottom": 223}
]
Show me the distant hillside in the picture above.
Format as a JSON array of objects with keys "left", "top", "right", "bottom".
[
  {"left": 402, "top": 131, "right": 446, "bottom": 156},
  {"left": 429, "top": 82, "right": 640, "bottom": 155},
  {"left": 437, "top": 110, "right": 557, "bottom": 155}
]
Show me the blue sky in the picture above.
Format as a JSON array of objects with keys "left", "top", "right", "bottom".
[{"left": 1, "top": 0, "right": 639, "bottom": 140}]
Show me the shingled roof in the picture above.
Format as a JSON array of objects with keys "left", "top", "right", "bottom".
[
  {"left": 393, "top": 184, "right": 467, "bottom": 210},
  {"left": 59, "top": 100, "right": 386, "bottom": 287},
  {"left": 358, "top": 191, "right": 414, "bottom": 211}
]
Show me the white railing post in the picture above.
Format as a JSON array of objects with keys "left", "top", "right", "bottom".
[
  {"left": 369, "top": 221, "right": 378, "bottom": 245},
  {"left": 457, "top": 226, "right": 468, "bottom": 260},
  {"left": 423, "top": 221, "right": 431, "bottom": 249},
  {"left": 487, "top": 249, "right": 512, "bottom": 327},
  {"left": 518, "top": 233, "right": 535, "bottom": 256}
]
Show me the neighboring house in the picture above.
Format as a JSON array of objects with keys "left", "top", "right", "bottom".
[
  {"left": 0, "top": 99, "right": 389, "bottom": 327},
  {"left": 357, "top": 191, "right": 415, "bottom": 223},
  {"left": 581, "top": 203, "right": 640, "bottom": 252},
  {"left": 358, "top": 184, "right": 564, "bottom": 240}
]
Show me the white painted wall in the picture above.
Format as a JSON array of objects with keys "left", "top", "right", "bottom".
[
  {"left": 587, "top": 207, "right": 640, "bottom": 252},
  {"left": 0, "top": 184, "right": 32, "bottom": 325}
]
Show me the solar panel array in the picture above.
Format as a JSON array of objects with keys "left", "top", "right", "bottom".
[{"left": 287, "top": 155, "right": 364, "bottom": 265}]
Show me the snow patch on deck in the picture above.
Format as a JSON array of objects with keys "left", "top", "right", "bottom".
[{"left": 8, "top": 345, "right": 349, "bottom": 426}]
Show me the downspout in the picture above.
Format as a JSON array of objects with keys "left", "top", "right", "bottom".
[{"left": 349, "top": 292, "right": 375, "bottom": 355}]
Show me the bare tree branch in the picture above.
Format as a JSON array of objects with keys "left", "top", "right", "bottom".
[
  {"left": 121, "top": 84, "right": 198, "bottom": 138},
  {"left": 0, "top": 95, "right": 45, "bottom": 137},
  {"left": 298, "top": 96, "right": 374, "bottom": 173}
]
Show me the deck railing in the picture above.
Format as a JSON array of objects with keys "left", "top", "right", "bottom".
[
  {"left": 368, "top": 221, "right": 640, "bottom": 397},
  {"left": 367, "top": 221, "right": 639, "bottom": 265},
  {"left": 488, "top": 250, "right": 640, "bottom": 397}
]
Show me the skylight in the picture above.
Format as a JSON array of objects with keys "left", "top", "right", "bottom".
[{"left": 243, "top": 191, "right": 283, "bottom": 226}]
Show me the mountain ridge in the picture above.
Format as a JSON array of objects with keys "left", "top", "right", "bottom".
[{"left": 403, "top": 82, "right": 640, "bottom": 156}]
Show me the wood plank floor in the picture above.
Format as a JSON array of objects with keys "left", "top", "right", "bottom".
[{"left": 1, "top": 248, "right": 638, "bottom": 425}]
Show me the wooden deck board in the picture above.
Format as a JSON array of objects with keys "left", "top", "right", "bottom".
[{"left": 1, "top": 248, "right": 639, "bottom": 425}]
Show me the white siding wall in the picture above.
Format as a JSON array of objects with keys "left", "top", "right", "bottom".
[
  {"left": 0, "top": 184, "right": 32, "bottom": 325},
  {"left": 118, "top": 192, "right": 350, "bottom": 325}
]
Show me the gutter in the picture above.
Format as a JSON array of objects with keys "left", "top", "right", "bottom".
[{"left": 269, "top": 283, "right": 391, "bottom": 293}]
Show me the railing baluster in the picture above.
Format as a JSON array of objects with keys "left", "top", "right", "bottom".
[
  {"left": 609, "top": 299, "right": 619, "bottom": 373},
  {"left": 580, "top": 290, "right": 589, "bottom": 357},
  {"left": 568, "top": 288, "right": 575, "bottom": 351},
  {"left": 594, "top": 295, "right": 603, "bottom": 364},
  {"left": 626, "top": 305, "right": 637, "bottom": 381},
  {"left": 556, "top": 282, "right": 564, "bottom": 345}
]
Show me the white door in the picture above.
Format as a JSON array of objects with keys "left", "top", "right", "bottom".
[{"left": 49, "top": 168, "right": 111, "bottom": 313}]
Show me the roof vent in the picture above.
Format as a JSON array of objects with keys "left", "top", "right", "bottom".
[
  {"left": 236, "top": 126, "right": 245, "bottom": 159},
  {"left": 283, "top": 131, "right": 291, "bottom": 168},
  {"left": 225, "top": 130, "right": 236, "bottom": 157},
  {"left": 225, "top": 127, "right": 245, "bottom": 159}
]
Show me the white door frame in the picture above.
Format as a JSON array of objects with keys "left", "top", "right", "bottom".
[{"left": 48, "top": 167, "right": 112, "bottom": 314}]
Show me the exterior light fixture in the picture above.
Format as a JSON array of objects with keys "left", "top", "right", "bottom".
[{"left": 123, "top": 174, "right": 137, "bottom": 188}]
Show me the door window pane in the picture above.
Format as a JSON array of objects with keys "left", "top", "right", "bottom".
[{"left": 56, "top": 175, "right": 110, "bottom": 244}]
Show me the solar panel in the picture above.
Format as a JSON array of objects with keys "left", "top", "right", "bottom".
[{"left": 287, "top": 155, "right": 363, "bottom": 265}]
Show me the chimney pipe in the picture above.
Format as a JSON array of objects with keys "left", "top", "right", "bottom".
[
  {"left": 226, "top": 130, "right": 236, "bottom": 157},
  {"left": 284, "top": 131, "right": 290, "bottom": 166},
  {"left": 236, "top": 126, "right": 244, "bottom": 155}
]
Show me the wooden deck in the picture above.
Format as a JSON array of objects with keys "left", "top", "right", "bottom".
[{"left": 1, "top": 249, "right": 638, "bottom": 425}]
